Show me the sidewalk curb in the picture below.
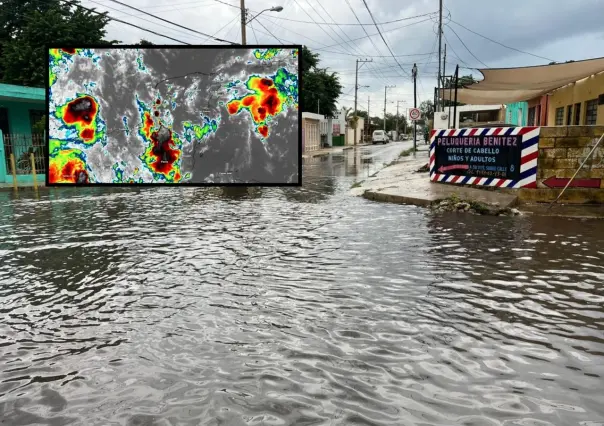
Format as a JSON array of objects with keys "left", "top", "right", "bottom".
[{"left": 363, "top": 190, "right": 434, "bottom": 207}]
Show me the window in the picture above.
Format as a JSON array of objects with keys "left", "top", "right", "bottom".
[
  {"left": 566, "top": 105, "right": 573, "bottom": 125},
  {"left": 555, "top": 107, "right": 564, "bottom": 125},
  {"left": 0, "top": 108, "right": 9, "bottom": 137},
  {"left": 528, "top": 107, "right": 536, "bottom": 126},
  {"left": 574, "top": 103, "right": 581, "bottom": 125},
  {"left": 586, "top": 99, "right": 598, "bottom": 125},
  {"left": 29, "top": 110, "right": 45, "bottom": 134}
]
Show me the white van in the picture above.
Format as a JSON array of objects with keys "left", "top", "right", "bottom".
[{"left": 372, "top": 130, "right": 388, "bottom": 144}]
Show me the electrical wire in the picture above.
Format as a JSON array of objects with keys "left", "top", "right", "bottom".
[
  {"left": 87, "top": 0, "right": 212, "bottom": 43},
  {"left": 449, "top": 19, "right": 555, "bottom": 63},
  {"left": 254, "top": 19, "right": 283, "bottom": 44},
  {"left": 445, "top": 25, "right": 489, "bottom": 68},
  {"left": 105, "top": 0, "right": 237, "bottom": 44},
  {"left": 359, "top": 0, "right": 411, "bottom": 77},
  {"left": 59, "top": 0, "right": 191, "bottom": 44},
  {"left": 249, "top": 21, "right": 259, "bottom": 44},
  {"left": 212, "top": 0, "right": 437, "bottom": 27}
]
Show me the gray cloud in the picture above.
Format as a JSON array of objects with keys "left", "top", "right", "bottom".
[{"left": 82, "top": 0, "right": 604, "bottom": 116}]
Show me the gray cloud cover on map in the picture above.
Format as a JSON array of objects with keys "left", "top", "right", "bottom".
[{"left": 64, "top": 47, "right": 299, "bottom": 184}]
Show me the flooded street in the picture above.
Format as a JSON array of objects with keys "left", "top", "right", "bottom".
[{"left": 1, "top": 142, "right": 603, "bottom": 425}]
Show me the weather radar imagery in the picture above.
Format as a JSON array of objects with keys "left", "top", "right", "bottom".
[{"left": 47, "top": 46, "right": 301, "bottom": 185}]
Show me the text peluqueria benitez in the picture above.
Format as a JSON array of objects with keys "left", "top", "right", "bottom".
[{"left": 436, "top": 136, "right": 519, "bottom": 147}]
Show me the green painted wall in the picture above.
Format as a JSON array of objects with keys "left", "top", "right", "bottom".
[
  {"left": 505, "top": 102, "right": 529, "bottom": 126},
  {"left": 0, "top": 99, "right": 45, "bottom": 135}
]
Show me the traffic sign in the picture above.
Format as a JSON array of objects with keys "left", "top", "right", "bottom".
[{"left": 409, "top": 108, "right": 421, "bottom": 121}]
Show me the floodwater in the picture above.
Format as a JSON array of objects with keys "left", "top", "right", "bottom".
[{"left": 1, "top": 142, "right": 603, "bottom": 426}]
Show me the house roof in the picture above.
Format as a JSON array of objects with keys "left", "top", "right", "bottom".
[{"left": 439, "top": 56, "right": 604, "bottom": 105}]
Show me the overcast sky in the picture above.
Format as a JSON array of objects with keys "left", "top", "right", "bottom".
[{"left": 82, "top": 0, "right": 604, "bottom": 117}]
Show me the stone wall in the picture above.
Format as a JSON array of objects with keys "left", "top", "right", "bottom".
[{"left": 517, "top": 126, "right": 604, "bottom": 204}]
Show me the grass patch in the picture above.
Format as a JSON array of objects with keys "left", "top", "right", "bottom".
[{"left": 399, "top": 147, "right": 416, "bottom": 157}]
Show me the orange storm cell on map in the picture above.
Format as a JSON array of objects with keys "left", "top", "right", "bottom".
[
  {"left": 226, "top": 77, "right": 283, "bottom": 125},
  {"left": 80, "top": 128, "right": 94, "bottom": 141},
  {"left": 227, "top": 100, "right": 241, "bottom": 115},
  {"left": 258, "top": 125, "right": 269, "bottom": 138},
  {"left": 149, "top": 129, "right": 179, "bottom": 176},
  {"left": 142, "top": 112, "right": 154, "bottom": 138},
  {"left": 49, "top": 160, "right": 88, "bottom": 184}
]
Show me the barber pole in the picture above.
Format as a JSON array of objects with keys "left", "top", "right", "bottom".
[{"left": 429, "top": 126, "right": 540, "bottom": 188}]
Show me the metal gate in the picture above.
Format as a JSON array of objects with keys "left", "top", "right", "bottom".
[{"left": 304, "top": 120, "right": 320, "bottom": 152}]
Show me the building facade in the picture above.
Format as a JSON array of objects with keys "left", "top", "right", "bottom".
[
  {"left": 547, "top": 72, "right": 604, "bottom": 126},
  {"left": 302, "top": 112, "right": 322, "bottom": 153},
  {"left": 0, "top": 83, "right": 46, "bottom": 184},
  {"left": 505, "top": 101, "right": 528, "bottom": 126}
]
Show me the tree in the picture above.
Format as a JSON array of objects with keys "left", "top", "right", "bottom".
[
  {"left": 0, "top": 0, "right": 116, "bottom": 87},
  {"left": 300, "top": 46, "right": 343, "bottom": 118},
  {"left": 137, "top": 39, "right": 153, "bottom": 45},
  {"left": 443, "top": 74, "right": 477, "bottom": 89},
  {"left": 419, "top": 100, "right": 434, "bottom": 121}
]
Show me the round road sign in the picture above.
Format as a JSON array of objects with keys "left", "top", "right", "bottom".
[{"left": 409, "top": 108, "right": 421, "bottom": 121}]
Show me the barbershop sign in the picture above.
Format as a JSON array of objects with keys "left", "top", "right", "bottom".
[{"left": 429, "top": 127, "right": 541, "bottom": 188}]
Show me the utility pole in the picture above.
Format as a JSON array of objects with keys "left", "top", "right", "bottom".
[
  {"left": 412, "top": 64, "right": 418, "bottom": 151},
  {"left": 442, "top": 44, "right": 447, "bottom": 89},
  {"left": 240, "top": 0, "right": 247, "bottom": 45},
  {"left": 367, "top": 96, "right": 370, "bottom": 142},
  {"left": 436, "top": 0, "right": 443, "bottom": 113},
  {"left": 396, "top": 101, "right": 399, "bottom": 141},
  {"left": 384, "top": 85, "right": 395, "bottom": 132},
  {"left": 354, "top": 58, "right": 372, "bottom": 146}
]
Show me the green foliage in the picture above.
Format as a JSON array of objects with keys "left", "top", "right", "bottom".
[
  {"left": 300, "top": 46, "right": 342, "bottom": 118},
  {"left": 442, "top": 74, "right": 477, "bottom": 107},
  {"left": 419, "top": 100, "right": 434, "bottom": 120},
  {"left": 0, "top": 0, "right": 116, "bottom": 87},
  {"left": 32, "top": 115, "right": 46, "bottom": 134},
  {"left": 137, "top": 39, "right": 154, "bottom": 45}
]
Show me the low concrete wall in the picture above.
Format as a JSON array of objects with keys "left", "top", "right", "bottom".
[{"left": 520, "top": 126, "right": 604, "bottom": 203}]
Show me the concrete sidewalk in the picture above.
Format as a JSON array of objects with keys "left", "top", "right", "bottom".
[
  {"left": 302, "top": 143, "right": 370, "bottom": 159},
  {"left": 350, "top": 150, "right": 518, "bottom": 209}
]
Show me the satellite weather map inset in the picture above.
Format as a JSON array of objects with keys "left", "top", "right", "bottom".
[{"left": 47, "top": 46, "right": 301, "bottom": 185}]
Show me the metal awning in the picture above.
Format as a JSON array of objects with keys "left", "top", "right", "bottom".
[{"left": 440, "top": 56, "right": 604, "bottom": 105}]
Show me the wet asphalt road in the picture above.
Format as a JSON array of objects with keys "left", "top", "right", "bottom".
[{"left": 0, "top": 141, "right": 603, "bottom": 425}]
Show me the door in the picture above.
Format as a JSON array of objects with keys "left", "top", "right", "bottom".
[{"left": 0, "top": 108, "right": 10, "bottom": 182}]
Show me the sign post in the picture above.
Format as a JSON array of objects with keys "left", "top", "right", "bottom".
[{"left": 409, "top": 108, "right": 421, "bottom": 121}]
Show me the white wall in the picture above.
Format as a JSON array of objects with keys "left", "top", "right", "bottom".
[{"left": 434, "top": 104, "right": 504, "bottom": 129}]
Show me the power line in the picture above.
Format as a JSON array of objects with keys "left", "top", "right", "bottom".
[
  {"left": 88, "top": 0, "right": 211, "bottom": 43},
  {"left": 305, "top": 0, "right": 398, "bottom": 86},
  {"left": 59, "top": 0, "right": 191, "bottom": 44},
  {"left": 249, "top": 21, "right": 259, "bottom": 44},
  {"left": 213, "top": 0, "right": 436, "bottom": 26},
  {"left": 449, "top": 20, "right": 556, "bottom": 63},
  {"left": 360, "top": 0, "right": 411, "bottom": 77},
  {"left": 441, "top": 32, "right": 474, "bottom": 68},
  {"left": 254, "top": 19, "right": 283, "bottom": 44},
  {"left": 445, "top": 25, "right": 489, "bottom": 68},
  {"left": 313, "top": 17, "right": 433, "bottom": 53},
  {"left": 105, "top": 0, "right": 237, "bottom": 44}
]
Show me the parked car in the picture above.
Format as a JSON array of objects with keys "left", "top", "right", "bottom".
[{"left": 372, "top": 130, "right": 388, "bottom": 144}]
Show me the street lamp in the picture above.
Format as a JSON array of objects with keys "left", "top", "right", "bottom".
[{"left": 241, "top": 4, "right": 284, "bottom": 45}]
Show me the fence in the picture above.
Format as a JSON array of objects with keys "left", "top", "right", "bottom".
[{"left": 2, "top": 133, "right": 46, "bottom": 175}]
